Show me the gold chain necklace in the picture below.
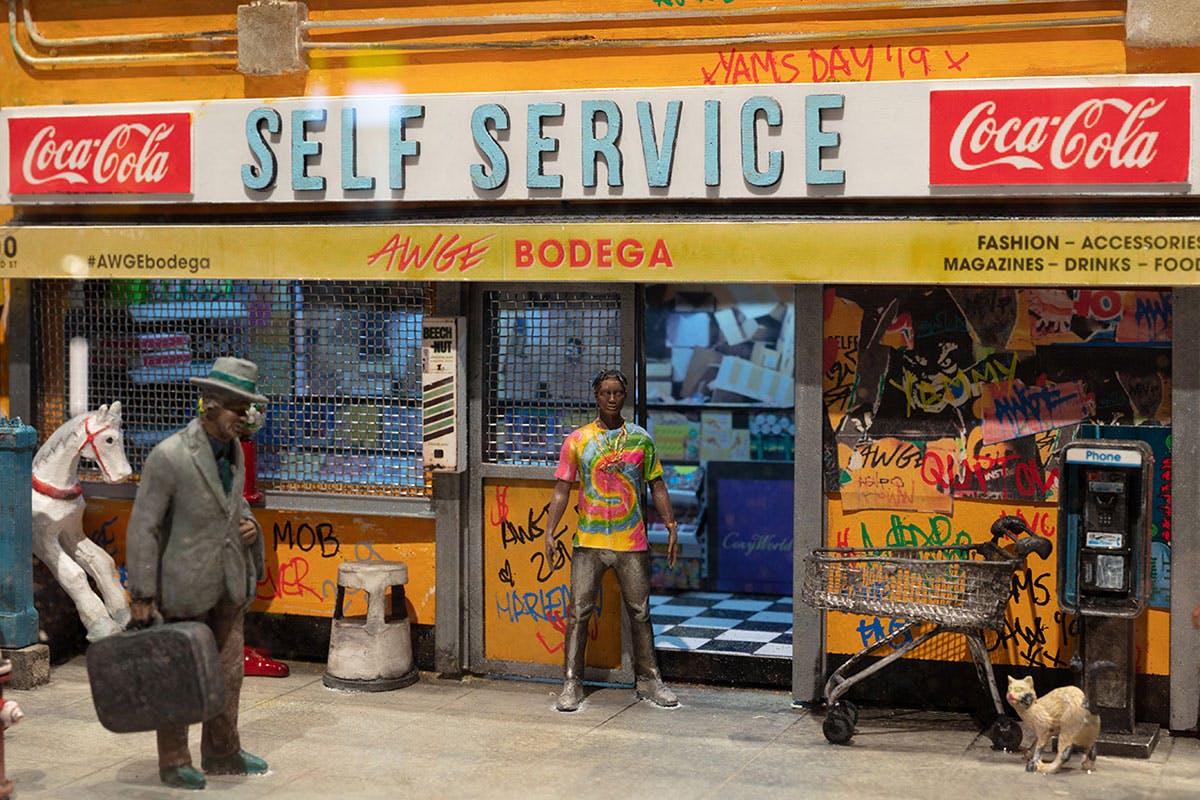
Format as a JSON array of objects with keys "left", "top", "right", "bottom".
[{"left": 595, "top": 419, "right": 628, "bottom": 472}]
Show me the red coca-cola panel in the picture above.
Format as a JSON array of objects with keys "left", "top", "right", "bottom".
[
  {"left": 8, "top": 112, "right": 192, "bottom": 195},
  {"left": 930, "top": 86, "right": 1190, "bottom": 186}
]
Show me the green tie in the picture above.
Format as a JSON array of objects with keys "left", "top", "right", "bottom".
[{"left": 218, "top": 454, "right": 233, "bottom": 494}]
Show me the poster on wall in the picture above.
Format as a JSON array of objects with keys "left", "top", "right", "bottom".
[
  {"left": 824, "top": 285, "right": 1173, "bottom": 613},
  {"left": 707, "top": 461, "right": 794, "bottom": 595}
]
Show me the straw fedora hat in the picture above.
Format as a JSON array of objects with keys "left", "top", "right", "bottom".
[{"left": 189, "top": 357, "right": 269, "bottom": 404}]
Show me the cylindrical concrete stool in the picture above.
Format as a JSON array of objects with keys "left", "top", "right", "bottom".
[{"left": 323, "top": 561, "right": 418, "bottom": 691}]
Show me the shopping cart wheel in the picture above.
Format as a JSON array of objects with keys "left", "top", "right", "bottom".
[
  {"left": 823, "top": 708, "right": 855, "bottom": 745},
  {"left": 988, "top": 715, "right": 1023, "bottom": 752},
  {"left": 831, "top": 699, "right": 858, "bottom": 727}
]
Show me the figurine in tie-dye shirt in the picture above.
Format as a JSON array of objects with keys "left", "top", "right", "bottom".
[{"left": 544, "top": 369, "right": 680, "bottom": 713}]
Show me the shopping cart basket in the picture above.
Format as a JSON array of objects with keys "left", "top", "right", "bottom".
[{"left": 800, "top": 516, "right": 1052, "bottom": 747}]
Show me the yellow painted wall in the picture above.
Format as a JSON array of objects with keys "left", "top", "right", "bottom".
[
  {"left": 482, "top": 479, "right": 622, "bottom": 668},
  {"left": 825, "top": 501, "right": 1169, "bottom": 676},
  {"left": 82, "top": 498, "right": 437, "bottom": 623}
]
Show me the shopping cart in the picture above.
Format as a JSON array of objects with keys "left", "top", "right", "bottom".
[{"left": 800, "top": 516, "right": 1052, "bottom": 747}]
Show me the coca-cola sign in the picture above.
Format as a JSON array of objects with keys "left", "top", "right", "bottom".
[
  {"left": 8, "top": 113, "right": 191, "bottom": 195},
  {"left": 930, "top": 87, "right": 1189, "bottom": 186}
]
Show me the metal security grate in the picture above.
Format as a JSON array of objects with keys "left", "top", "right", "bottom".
[
  {"left": 483, "top": 289, "right": 623, "bottom": 465},
  {"left": 34, "top": 279, "right": 432, "bottom": 496}
]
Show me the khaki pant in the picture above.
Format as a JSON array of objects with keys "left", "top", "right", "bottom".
[{"left": 157, "top": 598, "right": 244, "bottom": 769}]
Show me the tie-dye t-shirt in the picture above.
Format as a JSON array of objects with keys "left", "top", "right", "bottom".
[{"left": 555, "top": 420, "right": 663, "bottom": 552}]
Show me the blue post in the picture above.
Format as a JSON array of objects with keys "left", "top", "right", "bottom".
[{"left": 0, "top": 418, "right": 37, "bottom": 649}]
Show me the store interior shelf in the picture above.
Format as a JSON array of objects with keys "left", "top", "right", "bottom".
[
  {"left": 649, "top": 401, "right": 795, "bottom": 410},
  {"left": 128, "top": 301, "right": 249, "bottom": 321},
  {"left": 127, "top": 363, "right": 210, "bottom": 383}
]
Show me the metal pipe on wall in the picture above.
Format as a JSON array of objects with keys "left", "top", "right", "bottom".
[
  {"left": 21, "top": 0, "right": 235, "bottom": 47},
  {"left": 302, "top": 16, "right": 1124, "bottom": 52},
  {"left": 8, "top": 1, "right": 236, "bottom": 67},
  {"left": 301, "top": 0, "right": 1113, "bottom": 33}
]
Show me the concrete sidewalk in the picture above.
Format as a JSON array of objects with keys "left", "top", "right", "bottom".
[{"left": 4, "top": 656, "right": 1200, "bottom": 799}]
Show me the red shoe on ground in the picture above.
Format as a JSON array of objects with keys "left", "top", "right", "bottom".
[{"left": 243, "top": 646, "right": 289, "bottom": 677}]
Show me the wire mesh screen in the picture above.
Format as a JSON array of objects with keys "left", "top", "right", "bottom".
[
  {"left": 34, "top": 279, "right": 432, "bottom": 497},
  {"left": 483, "top": 289, "right": 623, "bottom": 464}
]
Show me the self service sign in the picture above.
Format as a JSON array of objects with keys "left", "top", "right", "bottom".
[{"left": 1, "top": 75, "right": 1195, "bottom": 204}]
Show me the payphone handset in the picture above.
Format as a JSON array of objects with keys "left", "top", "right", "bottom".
[{"left": 1057, "top": 440, "right": 1153, "bottom": 617}]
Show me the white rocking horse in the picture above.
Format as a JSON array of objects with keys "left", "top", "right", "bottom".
[{"left": 31, "top": 403, "right": 133, "bottom": 642}]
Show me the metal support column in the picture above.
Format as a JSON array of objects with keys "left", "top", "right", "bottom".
[
  {"left": 432, "top": 284, "right": 469, "bottom": 676},
  {"left": 1170, "top": 286, "right": 1200, "bottom": 732},
  {"left": 793, "top": 284, "right": 825, "bottom": 705}
]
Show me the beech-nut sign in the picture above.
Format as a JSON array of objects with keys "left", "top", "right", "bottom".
[
  {"left": 8, "top": 113, "right": 193, "bottom": 195},
  {"left": 929, "top": 87, "right": 1190, "bottom": 186}
]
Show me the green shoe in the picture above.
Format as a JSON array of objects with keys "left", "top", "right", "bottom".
[
  {"left": 201, "top": 750, "right": 268, "bottom": 776},
  {"left": 160, "top": 764, "right": 206, "bottom": 790}
]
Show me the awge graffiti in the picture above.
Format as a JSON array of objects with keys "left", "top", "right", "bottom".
[{"left": 483, "top": 480, "right": 622, "bottom": 667}]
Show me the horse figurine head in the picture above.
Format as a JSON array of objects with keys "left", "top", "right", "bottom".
[
  {"left": 33, "top": 402, "right": 133, "bottom": 497},
  {"left": 80, "top": 402, "right": 133, "bottom": 484}
]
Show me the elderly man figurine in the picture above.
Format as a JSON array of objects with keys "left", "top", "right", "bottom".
[
  {"left": 126, "top": 357, "right": 269, "bottom": 790},
  {"left": 544, "top": 368, "right": 680, "bottom": 712}
]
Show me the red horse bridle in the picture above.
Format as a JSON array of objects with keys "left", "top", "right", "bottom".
[{"left": 31, "top": 415, "right": 117, "bottom": 500}]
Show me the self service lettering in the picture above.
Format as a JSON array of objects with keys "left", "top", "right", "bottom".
[{"left": 240, "top": 96, "right": 846, "bottom": 193}]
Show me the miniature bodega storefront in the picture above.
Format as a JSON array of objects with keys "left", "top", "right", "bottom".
[{"left": 3, "top": 72, "right": 1199, "bottom": 730}]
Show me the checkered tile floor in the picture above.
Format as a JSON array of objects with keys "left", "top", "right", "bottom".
[{"left": 650, "top": 591, "right": 793, "bottom": 658}]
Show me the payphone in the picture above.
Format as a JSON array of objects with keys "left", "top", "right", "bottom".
[{"left": 1057, "top": 439, "right": 1157, "bottom": 756}]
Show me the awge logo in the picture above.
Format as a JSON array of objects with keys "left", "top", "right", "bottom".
[
  {"left": 8, "top": 112, "right": 192, "bottom": 195},
  {"left": 929, "top": 86, "right": 1189, "bottom": 185}
]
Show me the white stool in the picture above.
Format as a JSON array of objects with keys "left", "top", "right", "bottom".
[{"left": 322, "top": 561, "right": 417, "bottom": 692}]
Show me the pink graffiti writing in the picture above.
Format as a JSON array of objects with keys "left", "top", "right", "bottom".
[
  {"left": 920, "top": 449, "right": 1056, "bottom": 500},
  {"left": 699, "top": 45, "right": 970, "bottom": 85},
  {"left": 258, "top": 556, "right": 323, "bottom": 602},
  {"left": 367, "top": 232, "right": 492, "bottom": 273},
  {"left": 996, "top": 508, "right": 1057, "bottom": 539},
  {"left": 1159, "top": 456, "right": 1172, "bottom": 543},
  {"left": 982, "top": 379, "right": 1093, "bottom": 444}
]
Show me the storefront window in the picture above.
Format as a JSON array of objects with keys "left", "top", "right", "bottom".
[
  {"left": 643, "top": 285, "right": 796, "bottom": 601},
  {"left": 34, "top": 279, "right": 431, "bottom": 497},
  {"left": 483, "top": 288, "right": 623, "bottom": 465}
]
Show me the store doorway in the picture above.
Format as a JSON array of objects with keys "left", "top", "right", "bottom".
[{"left": 641, "top": 285, "right": 796, "bottom": 686}]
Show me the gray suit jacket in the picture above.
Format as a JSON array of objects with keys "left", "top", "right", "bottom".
[{"left": 126, "top": 418, "right": 265, "bottom": 618}]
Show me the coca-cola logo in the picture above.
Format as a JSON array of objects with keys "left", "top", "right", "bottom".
[
  {"left": 930, "top": 87, "right": 1189, "bottom": 186},
  {"left": 8, "top": 113, "right": 191, "bottom": 195}
]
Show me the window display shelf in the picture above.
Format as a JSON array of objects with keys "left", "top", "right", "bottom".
[
  {"left": 127, "top": 363, "right": 210, "bottom": 383},
  {"left": 649, "top": 401, "right": 794, "bottom": 410},
  {"left": 127, "top": 301, "right": 249, "bottom": 321}
]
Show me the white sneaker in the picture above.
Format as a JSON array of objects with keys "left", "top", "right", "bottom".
[
  {"left": 556, "top": 679, "right": 584, "bottom": 712},
  {"left": 636, "top": 678, "right": 678, "bottom": 707}
]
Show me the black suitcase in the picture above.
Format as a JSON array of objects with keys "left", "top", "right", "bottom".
[{"left": 86, "top": 621, "right": 226, "bottom": 733}]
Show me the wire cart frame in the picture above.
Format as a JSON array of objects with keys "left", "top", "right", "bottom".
[{"left": 801, "top": 525, "right": 1051, "bottom": 748}]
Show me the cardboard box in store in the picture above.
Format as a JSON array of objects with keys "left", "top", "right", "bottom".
[
  {"left": 709, "top": 356, "right": 794, "bottom": 406},
  {"left": 751, "top": 342, "right": 782, "bottom": 371},
  {"left": 680, "top": 347, "right": 724, "bottom": 399}
]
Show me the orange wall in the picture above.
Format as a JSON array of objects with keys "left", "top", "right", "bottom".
[
  {"left": 83, "top": 498, "right": 437, "bottom": 623},
  {"left": 0, "top": 1, "right": 1150, "bottom": 109}
]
